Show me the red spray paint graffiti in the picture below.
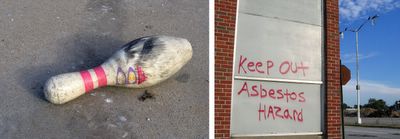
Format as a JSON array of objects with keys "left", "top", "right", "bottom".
[
  {"left": 238, "top": 55, "right": 309, "bottom": 77},
  {"left": 237, "top": 81, "right": 306, "bottom": 103},
  {"left": 236, "top": 81, "right": 307, "bottom": 123},
  {"left": 258, "top": 103, "right": 303, "bottom": 122}
]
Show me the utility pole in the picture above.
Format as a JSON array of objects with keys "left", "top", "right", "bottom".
[{"left": 340, "top": 15, "right": 379, "bottom": 125}]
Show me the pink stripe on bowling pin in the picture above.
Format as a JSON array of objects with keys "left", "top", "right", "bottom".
[
  {"left": 94, "top": 66, "right": 107, "bottom": 87},
  {"left": 80, "top": 70, "right": 94, "bottom": 92}
]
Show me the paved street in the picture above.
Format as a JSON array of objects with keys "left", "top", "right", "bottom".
[
  {"left": 0, "top": 0, "right": 208, "bottom": 138},
  {"left": 345, "top": 126, "right": 400, "bottom": 139}
]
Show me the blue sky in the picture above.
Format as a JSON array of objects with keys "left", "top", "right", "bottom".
[{"left": 339, "top": 0, "right": 400, "bottom": 107}]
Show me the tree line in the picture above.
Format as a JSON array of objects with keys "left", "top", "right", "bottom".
[{"left": 343, "top": 98, "right": 400, "bottom": 117}]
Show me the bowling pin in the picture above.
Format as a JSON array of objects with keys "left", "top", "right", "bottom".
[{"left": 44, "top": 36, "right": 193, "bottom": 104}]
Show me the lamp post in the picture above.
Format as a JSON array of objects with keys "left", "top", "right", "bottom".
[{"left": 340, "top": 15, "right": 378, "bottom": 125}]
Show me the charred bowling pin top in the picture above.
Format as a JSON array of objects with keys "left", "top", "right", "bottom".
[{"left": 44, "top": 36, "right": 193, "bottom": 104}]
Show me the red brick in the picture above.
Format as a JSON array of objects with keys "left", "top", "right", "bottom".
[
  {"left": 215, "top": 0, "right": 237, "bottom": 138},
  {"left": 325, "top": 0, "right": 342, "bottom": 138}
]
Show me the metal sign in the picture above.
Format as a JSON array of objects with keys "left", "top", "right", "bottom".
[
  {"left": 341, "top": 65, "right": 351, "bottom": 85},
  {"left": 231, "top": 0, "right": 324, "bottom": 136}
]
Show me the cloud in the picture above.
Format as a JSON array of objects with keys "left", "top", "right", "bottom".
[
  {"left": 341, "top": 52, "right": 378, "bottom": 63},
  {"left": 343, "top": 80, "right": 400, "bottom": 95},
  {"left": 343, "top": 80, "right": 400, "bottom": 106},
  {"left": 339, "top": 0, "right": 400, "bottom": 21}
]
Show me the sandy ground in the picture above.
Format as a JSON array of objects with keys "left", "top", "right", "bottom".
[{"left": 0, "top": 0, "right": 208, "bottom": 138}]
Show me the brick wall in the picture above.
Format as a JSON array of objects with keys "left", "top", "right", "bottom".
[
  {"left": 325, "top": 0, "right": 342, "bottom": 138},
  {"left": 215, "top": 0, "right": 237, "bottom": 138},
  {"left": 214, "top": 0, "right": 341, "bottom": 138}
]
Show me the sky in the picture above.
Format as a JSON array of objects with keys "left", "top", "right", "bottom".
[{"left": 339, "top": 0, "right": 400, "bottom": 107}]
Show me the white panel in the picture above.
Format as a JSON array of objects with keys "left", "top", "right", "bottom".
[
  {"left": 239, "top": 0, "right": 322, "bottom": 26},
  {"left": 231, "top": 80, "right": 321, "bottom": 135},
  {"left": 231, "top": 0, "right": 324, "bottom": 136},
  {"left": 234, "top": 13, "right": 322, "bottom": 81}
]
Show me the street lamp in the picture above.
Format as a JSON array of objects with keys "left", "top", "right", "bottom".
[{"left": 340, "top": 14, "right": 379, "bottom": 125}]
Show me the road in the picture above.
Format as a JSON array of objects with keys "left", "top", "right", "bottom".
[
  {"left": 0, "top": 0, "right": 208, "bottom": 138},
  {"left": 345, "top": 126, "right": 400, "bottom": 139}
]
